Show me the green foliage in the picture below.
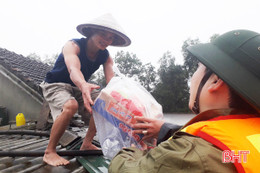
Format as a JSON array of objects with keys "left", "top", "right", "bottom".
[
  {"left": 90, "top": 51, "right": 157, "bottom": 92},
  {"left": 114, "top": 51, "right": 156, "bottom": 92},
  {"left": 182, "top": 38, "right": 200, "bottom": 78},
  {"left": 157, "top": 51, "right": 176, "bottom": 82},
  {"left": 114, "top": 51, "right": 143, "bottom": 80},
  {"left": 139, "top": 63, "right": 156, "bottom": 92},
  {"left": 152, "top": 52, "right": 190, "bottom": 112}
]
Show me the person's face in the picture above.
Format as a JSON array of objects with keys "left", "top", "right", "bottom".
[
  {"left": 91, "top": 30, "right": 115, "bottom": 50},
  {"left": 188, "top": 63, "right": 207, "bottom": 110}
]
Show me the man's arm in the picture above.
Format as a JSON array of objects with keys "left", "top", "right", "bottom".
[
  {"left": 63, "top": 41, "right": 99, "bottom": 113},
  {"left": 103, "top": 56, "right": 114, "bottom": 84},
  {"left": 109, "top": 134, "right": 237, "bottom": 173},
  {"left": 63, "top": 41, "right": 84, "bottom": 87},
  {"left": 157, "top": 122, "right": 182, "bottom": 144}
]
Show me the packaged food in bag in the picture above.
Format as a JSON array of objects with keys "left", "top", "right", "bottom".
[{"left": 92, "top": 76, "right": 163, "bottom": 160}]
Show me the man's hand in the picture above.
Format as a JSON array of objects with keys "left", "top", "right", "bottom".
[
  {"left": 132, "top": 116, "right": 165, "bottom": 141},
  {"left": 80, "top": 82, "right": 100, "bottom": 114}
]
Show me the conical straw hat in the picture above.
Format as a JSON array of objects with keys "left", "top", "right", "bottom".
[{"left": 77, "top": 13, "right": 131, "bottom": 47}]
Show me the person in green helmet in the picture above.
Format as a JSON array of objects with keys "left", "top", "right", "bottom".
[{"left": 109, "top": 29, "right": 260, "bottom": 173}]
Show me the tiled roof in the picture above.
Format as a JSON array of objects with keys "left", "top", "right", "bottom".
[{"left": 0, "top": 48, "right": 52, "bottom": 93}]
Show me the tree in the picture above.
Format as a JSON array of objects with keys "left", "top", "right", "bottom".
[
  {"left": 114, "top": 51, "right": 157, "bottom": 92},
  {"left": 209, "top": 34, "right": 219, "bottom": 42},
  {"left": 91, "top": 51, "right": 157, "bottom": 92},
  {"left": 152, "top": 51, "right": 189, "bottom": 112},
  {"left": 139, "top": 63, "right": 157, "bottom": 92},
  {"left": 182, "top": 38, "right": 200, "bottom": 78},
  {"left": 42, "top": 53, "right": 58, "bottom": 66},
  {"left": 114, "top": 51, "right": 143, "bottom": 81},
  {"left": 157, "top": 51, "right": 175, "bottom": 82},
  {"left": 90, "top": 51, "right": 143, "bottom": 87},
  {"left": 27, "top": 53, "right": 58, "bottom": 67},
  {"left": 27, "top": 53, "right": 41, "bottom": 62}
]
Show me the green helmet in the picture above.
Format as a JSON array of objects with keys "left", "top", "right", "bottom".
[{"left": 187, "top": 29, "right": 260, "bottom": 111}]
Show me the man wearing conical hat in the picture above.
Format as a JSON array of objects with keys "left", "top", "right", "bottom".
[
  {"left": 109, "top": 30, "right": 260, "bottom": 172},
  {"left": 40, "top": 13, "right": 131, "bottom": 166}
]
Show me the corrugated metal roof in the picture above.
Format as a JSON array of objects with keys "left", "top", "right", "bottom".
[
  {"left": 0, "top": 122, "right": 110, "bottom": 173},
  {"left": 0, "top": 131, "right": 87, "bottom": 173}
]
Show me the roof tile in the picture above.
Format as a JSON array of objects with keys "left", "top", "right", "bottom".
[{"left": 0, "top": 48, "right": 52, "bottom": 93}]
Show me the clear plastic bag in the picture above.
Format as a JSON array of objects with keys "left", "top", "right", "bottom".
[{"left": 92, "top": 69, "right": 163, "bottom": 160}]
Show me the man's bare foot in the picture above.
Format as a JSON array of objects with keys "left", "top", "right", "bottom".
[
  {"left": 43, "top": 151, "right": 70, "bottom": 166},
  {"left": 80, "top": 143, "right": 100, "bottom": 150}
]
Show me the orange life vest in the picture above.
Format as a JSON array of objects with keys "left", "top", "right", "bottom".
[{"left": 182, "top": 114, "right": 260, "bottom": 173}]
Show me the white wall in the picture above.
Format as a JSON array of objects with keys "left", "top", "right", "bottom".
[{"left": 0, "top": 65, "right": 43, "bottom": 122}]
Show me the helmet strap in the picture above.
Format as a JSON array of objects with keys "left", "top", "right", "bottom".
[{"left": 192, "top": 70, "right": 213, "bottom": 114}]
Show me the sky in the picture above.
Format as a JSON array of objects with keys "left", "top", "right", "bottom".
[{"left": 0, "top": 0, "right": 260, "bottom": 66}]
